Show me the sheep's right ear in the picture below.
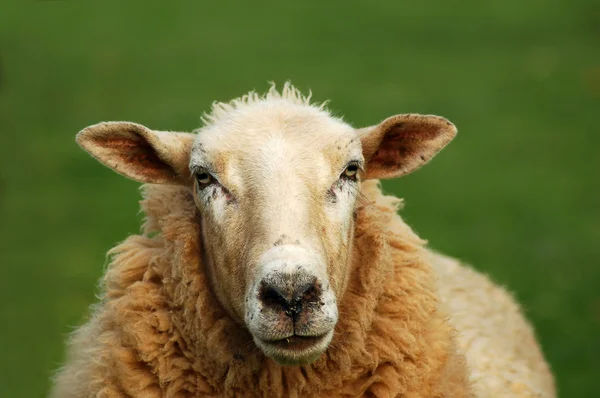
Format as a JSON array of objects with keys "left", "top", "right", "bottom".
[{"left": 76, "top": 122, "right": 195, "bottom": 185}]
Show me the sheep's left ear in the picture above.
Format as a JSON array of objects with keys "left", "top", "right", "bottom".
[{"left": 358, "top": 114, "right": 457, "bottom": 179}]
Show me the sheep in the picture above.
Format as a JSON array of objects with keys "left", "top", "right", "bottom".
[{"left": 51, "top": 83, "right": 555, "bottom": 397}]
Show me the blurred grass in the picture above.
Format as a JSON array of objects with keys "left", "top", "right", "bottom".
[{"left": 0, "top": 1, "right": 598, "bottom": 396}]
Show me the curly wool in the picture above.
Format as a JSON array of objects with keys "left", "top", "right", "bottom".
[{"left": 51, "top": 181, "right": 472, "bottom": 397}]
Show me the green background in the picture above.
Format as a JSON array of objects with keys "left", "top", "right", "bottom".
[{"left": 1, "top": 1, "right": 598, "bottom": 396}]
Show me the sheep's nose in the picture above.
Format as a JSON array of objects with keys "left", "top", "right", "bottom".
[{"left": 259, "top": 274, "right": 321, "bottom": 319}]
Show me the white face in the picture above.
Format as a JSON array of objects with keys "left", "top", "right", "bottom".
[{"left": 189, "top": 101, "right": 363, "bottom": 364}]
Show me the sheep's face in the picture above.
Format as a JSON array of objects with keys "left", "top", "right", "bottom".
[
  {"left": 188, "top": 103, "right": 364, "bottom": 364},
  {"left": 76, "top": 87, "right": 456, "bottom": 366}
]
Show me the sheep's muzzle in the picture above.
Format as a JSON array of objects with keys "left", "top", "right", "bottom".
[{"left": 244, "top": 247, "right": 339, "bottom": 365}]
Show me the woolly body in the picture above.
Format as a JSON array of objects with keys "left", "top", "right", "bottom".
[{"left": 52, "top": 85, "right": 554, "bottom": 397}]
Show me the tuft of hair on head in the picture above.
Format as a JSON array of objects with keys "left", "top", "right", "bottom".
[{"left": 199, "top": 82, "right": 329, "bottom": 128}]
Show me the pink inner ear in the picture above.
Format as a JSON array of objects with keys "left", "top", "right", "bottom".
[
  {"left": 364, "top": 115, "right": 456, "bottom": 179},
  {"left": 94, "top": 131, "right": 176, "bottom": 181},
  {"left": 370, "top": 123, "right": 433, "bottom": 168}
]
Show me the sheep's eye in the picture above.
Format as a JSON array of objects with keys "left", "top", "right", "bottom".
[
  {"left": 342, "top": 164, "right": 359, "bottom": 180},
  {"left": 195, "top": 170, "right": 213, "bottom": 187}
]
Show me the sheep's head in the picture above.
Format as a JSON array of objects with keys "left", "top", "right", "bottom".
[{"left": 76, "top": 88, "right": 456, "bottom": 365}]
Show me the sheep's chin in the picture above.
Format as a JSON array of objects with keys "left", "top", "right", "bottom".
[{"left": 253, "top": 330, "right": 334, "bottom": 366}]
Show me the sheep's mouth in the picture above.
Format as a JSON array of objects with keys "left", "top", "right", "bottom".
[
  {"left": 264, "top": 334, "right": 327, "bottom": 351},
  {"left": 255, "top": 331, "right": 333, "bottom": 365}
]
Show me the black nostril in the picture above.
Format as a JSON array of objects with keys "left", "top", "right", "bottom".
[
  {"left": 260, "top": 283, "right": 301, "bottom": 317},
  {"left": 259, "top": 277, "right": 322, "bottom": 319},
  {"left": 260, "top": 284, "right": 288, "bottom": 309},
  {"left": 297, "top": 283, "right": 319, "bottom": 304}
]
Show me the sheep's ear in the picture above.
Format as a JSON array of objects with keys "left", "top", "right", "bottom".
[
  {"left": 358, "top": 114, "right": 457, "bottom": 179},
  {"left": 76, "top": 122, "right": 195, "bottom": 185}
]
